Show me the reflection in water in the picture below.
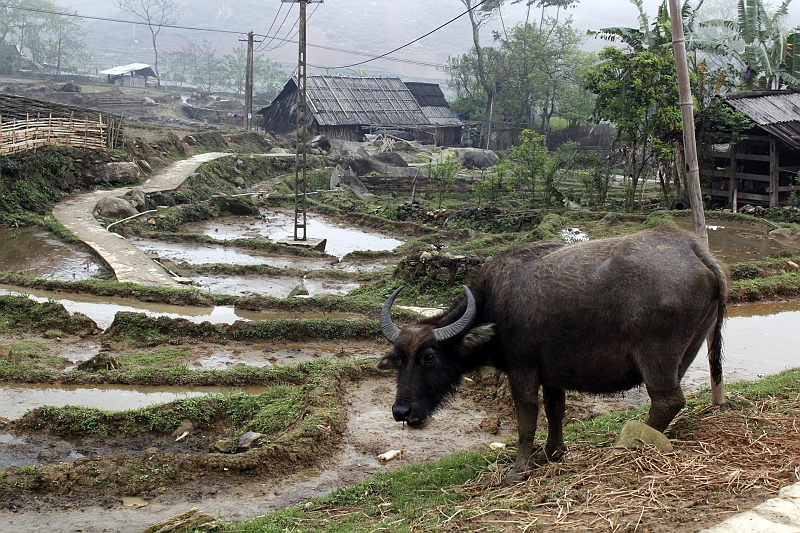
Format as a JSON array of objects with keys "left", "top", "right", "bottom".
[
  {"left": 189, "top": 274, "right": 360, "bottom": 298},
  {"left": 0, "top": 383, "right": 269, "bottom": 419},
  {"left": 675, "top": 219, "right": 787, "bottom": 262},
  {"left": 0, "top": 284, "right": 364, "bottom": 330},
  {"left": 683, "top": 301, "right": 800, "bottom": 391},
  {"left": 181, "top": 210, "right": 404, "bottom": 259},
  {"left": 0, "top": 227, "right": 105, "bottom": 280}
]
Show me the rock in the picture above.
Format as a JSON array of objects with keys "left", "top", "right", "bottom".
[
  {"left": 142, "top": 97, "right": 157, "bottom": 106},
  {"left": 94, "top": 196, "right": 138, "bottom": 219},
  {"left": 237, "top": 431, "right": 265, "bottom": 451},
  {"left": 91, "top": 162, "right": 140, "bottom": 185},
  {"left": 60, "top": 81, "right": 81, "bottom": 93},
  {"left": 212, "top": 439, "right": 235, "bottom": 453},
  {"left": 210, "top": 196, "right": 260, "bottom": 216},
  {"left": 0, "top": 345, "right": 12, "bottom": 361},
  {"left": 453, "top": 148, "right": 500, "bottom": 169},
  {"left": 77, "top": 353, "right": 122, "bottom": 372},
  {"left": 786, "top": 261, "right": 799, "bottom": 272},
  {"left": 741, "top": 204, "right": 756, "bottom": 214},
  {"left": 171, "top": 420, "right": 194, "bottom": 437},
  {"left": 373, "top": 152, "right": 409, "bottom": 168},
  {"left": 340, "top": 167, "right": 372, "bottom": 199},
  {"left": 138, "top": 159, "right": 152, "bottom": 172},
  {"left": 614, "top": 420, "right": 673, "bottom": 451},
  {"left": 479, "top": 415, "right": 501, "bottom": 434},
  {"left": 141, "top": 507, "right": 218, "bottom": 533},
  {"left": 288, "top": 281, "right": 309, "bottom": 297},
  {"left": 309, "top": 134, "right": 331, "bottom": 151},
  {"left": 125, "top": 187, "right": 148, "bottom": 212},
  {"left": 600, "top": 212, "right": 617, "bottom": 224}
]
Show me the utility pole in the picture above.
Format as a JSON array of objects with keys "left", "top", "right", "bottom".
[
  {"left": 282, "top": 0, "right": 322, "bottom": 242},
  {"left": 239, "top": 31, "right": 260, "bottom": 131},
  {"left": 667, "top": 0, "right": 723, "bottom": 406}
]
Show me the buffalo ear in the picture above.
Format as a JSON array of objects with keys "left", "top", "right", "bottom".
[
  {"left": 377, "top": 355, "right": 399, "bottom": 371},
  {"left": 457, "top": 324, "right": 495, "bottom": 355}
]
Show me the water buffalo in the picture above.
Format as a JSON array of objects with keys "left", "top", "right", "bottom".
[{"left": 378, "top": 225, "right": 728, "bottom": 483}]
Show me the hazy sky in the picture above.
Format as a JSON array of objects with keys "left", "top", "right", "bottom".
[{"left": 52, "top": 0, "right": 800, "bottom": 82}]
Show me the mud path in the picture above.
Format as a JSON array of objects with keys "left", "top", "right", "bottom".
[
  {"left": 0, "top": 376, "right": 508, "bottom": 532},
  {"left": 52, "top": 152, "right": 229, "bottom": 288}
]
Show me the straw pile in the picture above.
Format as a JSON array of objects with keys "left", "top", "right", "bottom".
[{"left": 423, "top": 394, "right": 800, "bottom": 532}]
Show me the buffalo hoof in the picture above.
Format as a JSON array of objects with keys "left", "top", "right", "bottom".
[
  {"left": 532, "top": 444, "right": 567, "bottom": 464},
  {"left": 504, "top": 468, "right": 528, "bottom": 485}
]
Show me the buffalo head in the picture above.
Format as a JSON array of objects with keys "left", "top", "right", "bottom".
[{"left": 377, "top": 286, "right": 495, "bottom": 426}]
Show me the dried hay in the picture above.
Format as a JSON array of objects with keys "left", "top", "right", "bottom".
[{"left": 423, "top": 393, "right": 800, "bottom": 532}]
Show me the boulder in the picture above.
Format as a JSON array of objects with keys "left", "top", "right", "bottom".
[
  {"left": 60, "top": 81, "right": 81, "bottom": 93},
  {"left": 288, "top": 281, "right": 309, "bottom": 297},
  {"left": 600, "top": 212, "right": 617, "bottom": 225},
  {"left": 212, "top": 439, "right": 235, "bottom": 453},
  {"left": 373, "top": 152, "right": 409, "bottom": 168},
  {"left": 141, "top": 507, "right": 218, "bottom": 533},
  {"left": 236, "top": 431, "right": 265, "bottom": 451},
  {"left": 210, "top": 196, "right": 260, "bottom": 216},
  {"left": 77, "top": 353, "right": 122, "bottom": 372},
  {"left": 309, "top": 134, "right": 331, "bottom": 151},
  {"left": 614, "top": 420, "right": 673, "bottom": 451},
  {"left": 93, "top": 162, "right": 141, "bottom": 185},
  {"left": 454, "top": 148, "right": 500, "bottom": 169},
  {"left": 125, "top": 187, "right": 148, "bottom": 212},
  {"left": 95, "top": 196, "right": 138, "bottom": 219}
]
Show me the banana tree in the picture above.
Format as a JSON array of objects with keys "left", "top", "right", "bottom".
[{"left": 698, "top": 0, "right": 799, "bottom": 89}]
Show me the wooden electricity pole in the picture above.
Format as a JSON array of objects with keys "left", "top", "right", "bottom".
[
  {"left": 668, "top": 0, "right": 724, "bottom": 406},
  {"left": 245, "top": 31, "right": 254, "bottom": 131},
  {"left": 282, "top": 0, "right": 322, "bottom": 241}
]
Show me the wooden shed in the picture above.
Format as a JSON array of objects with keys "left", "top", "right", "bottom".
[
  {"left": 257, "top": 76, "right": 463, "bottom": 145},
  {"left": 99, "top": 63, "right": 156, "bottom": 88},
  {"left": 404, "top": 82, "right": 464, "bottom": 146},
  {"left": 704, "top": 90, "right": 800, "bottom": 209}
]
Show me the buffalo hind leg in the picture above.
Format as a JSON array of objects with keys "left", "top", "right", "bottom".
[
  {"left": 532, "top": 386, "right": 567, "bottom": 462},
  {"left": 646, "top": 385, "right": 686, "bottom": 432},
  {"left": 506, "top": 373, "right": 541, "bottom": 484}
]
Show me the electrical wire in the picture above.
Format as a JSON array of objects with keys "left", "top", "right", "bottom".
[
  {"left": 308, "top": 0, "right": 491, "bottom": 70},
  {"left": 256, "top": 3, "right": 296, "bottom": 53},
  {"left": 253, "top": 3, "right": 285, "bottom": 53},
  {"left": 261, "top": 2, "right": 319, "bottom": 53}
]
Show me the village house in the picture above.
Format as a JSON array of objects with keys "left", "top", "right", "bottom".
[
  {"left": 99, "top": 63, "right": 156, "bottom": 88},
  {"left": 704, "top": 90, "right": 800, "bottom": 210},
  {"left": 256, "top": 75, "right": 464, "bottom": 146}
]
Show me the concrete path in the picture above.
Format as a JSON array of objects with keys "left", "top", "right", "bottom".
[
  {"left": 53, "top": 152, "right": 230, "bottom": 288},
  {"left": 700, "top": 482, "right": 800, "bottom": 532}
]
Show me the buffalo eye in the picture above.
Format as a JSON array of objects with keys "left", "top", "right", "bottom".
[{"left": 422, "top": 351, "right": 435, "bottom": 365}]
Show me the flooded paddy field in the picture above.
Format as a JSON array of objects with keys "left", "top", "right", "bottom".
[
  {"left": 0, "top": 227, "right": 106, "bottom": 281},
  {"left": 676, "top": 218, "right": 794, "bottom": 262},
  {"left": 181, "top": 210, "right": 405, "bottom": 259}
]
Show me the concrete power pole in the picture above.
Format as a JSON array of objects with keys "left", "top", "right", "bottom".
[
  {"left": 667, "top": 0, "right": 724, "bottom": 406},
  {"left": 246, "top": 31, "right": 254, "bottom": 131},
  {"left": 282, "top": 0, "right": 322, "bottom": 242}
]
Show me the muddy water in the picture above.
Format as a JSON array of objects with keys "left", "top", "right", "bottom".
[
  {"left": 182, "top": 210, "right": 404, "bottom": 259},
  {"left": 675, "top": 219, "right": 789, "bottom": 262},
  {"left": 0, "top": 383, "right": 269, "bottom": 420},
  {"left": 0, "top": 285, "right": 360, "bottom": 330},
  {"left": 682, "top": 301, "right": 800, "bottom": 392},
  {"left": 0, "top": 227, "right": 105, "bottom": 280},
  {"left": 190, "top": 273, "right": 360, "bottom": 298}
]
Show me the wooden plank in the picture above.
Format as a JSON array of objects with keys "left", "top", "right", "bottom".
[
  {"left": 770, "top": 137, "right": 779, "bottom": 207},
  {"left": 734, "top": 152, "right": 771, "bottom": 162},
  {"left": 732, "top": 172, "right": 771, "bottom": 182}
]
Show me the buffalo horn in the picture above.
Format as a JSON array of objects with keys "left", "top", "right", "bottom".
[
  {"left": 433, "top": 286, "right": 477, "bottom": 343},
  {"left": 380, "top": 286, "right": 404, "bottom": 344}
]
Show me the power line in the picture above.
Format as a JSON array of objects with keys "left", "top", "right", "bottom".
[
  {"left": 6, "top": 4, "right": 246, "bottom": 36},
  {"left": 262, "top": 2, "right": 320, "bottom": 53},
  {"left": 253, "top": 3, "right": 285, "bottom": 53},
  {"left": 256, "top": 3, "right": 294, "bottom": 53},
  {"left": 309, "top": 0, "right": 491, "bottom": 70}
]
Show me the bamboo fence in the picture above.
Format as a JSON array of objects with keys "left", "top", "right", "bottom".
[{"left": 0, "top": 93, "right": 124, "bottom": 155}]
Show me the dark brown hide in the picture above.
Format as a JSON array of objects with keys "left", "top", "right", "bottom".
[{"left": 379, "top": 226, "right": 727, "bottom": 483}]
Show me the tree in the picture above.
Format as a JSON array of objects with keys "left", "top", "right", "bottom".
[
  {"left": 427, "top": 154, "right": 461, "bottom": 209},
  {"left": 221, "top": 44, "right": 287, "bottom": 98},
  {"left": 508, "top": 129, "right": 549, "bottom": 207},
  {"left": 584, "top": 47, "right": 681, "bottom": 211},
  {"left": 697, "top": 0, "right": 799, "bottom": 89},
  {"left": 114, "top": 0, "right": 177, "bottom": 87}
]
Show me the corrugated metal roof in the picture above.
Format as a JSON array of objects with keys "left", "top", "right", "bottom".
[
  {"left": 726, "top": 91, "right": 800, "bottom": 149},
  {"left": 99, "top": 63, "right": 155, "bottom": 76},
  {"left": 306, "top": 76, "right": 429, "bottom": 126}
]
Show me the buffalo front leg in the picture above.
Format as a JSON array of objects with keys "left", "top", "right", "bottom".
[
  {"left": 645, "top": 385, "right": 686, "bottom": 432},
  {"left": 506, "top": 373, "right": 541, "bottom": 484}
]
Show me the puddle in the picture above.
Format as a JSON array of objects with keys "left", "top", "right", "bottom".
[
  {"left": 0, "top": 432, "right": 85, "bottom": 468},
  {"left": 0, "top": 383, "right": 269, "bottom": 420},
  {"left": 683, "top": 301, "right": 800, "bottom": 392},
  {"left": 676, "top": 219, "right": 787, "bottom": 262},
  {"left": 191, "top": 274, "right": 360, "bottom": 297},
  {"left": 121, "top": 497, "right": 148, "bottom": 507},
  {"left": 0, "top": 227, "right": 106, "bottom": 280},
  {"left": 181, "top": 210, "right": 404, "bottom": 259},
  {"left": 0, "top": 285, "right": 361, "bottom": 330},
  {"left": 561, "top": 227, "right": 589, "bottom": 243}
]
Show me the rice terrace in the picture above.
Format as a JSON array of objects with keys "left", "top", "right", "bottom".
[{"left": 2, "top": 0, "right": 800, "bottom": 532}]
